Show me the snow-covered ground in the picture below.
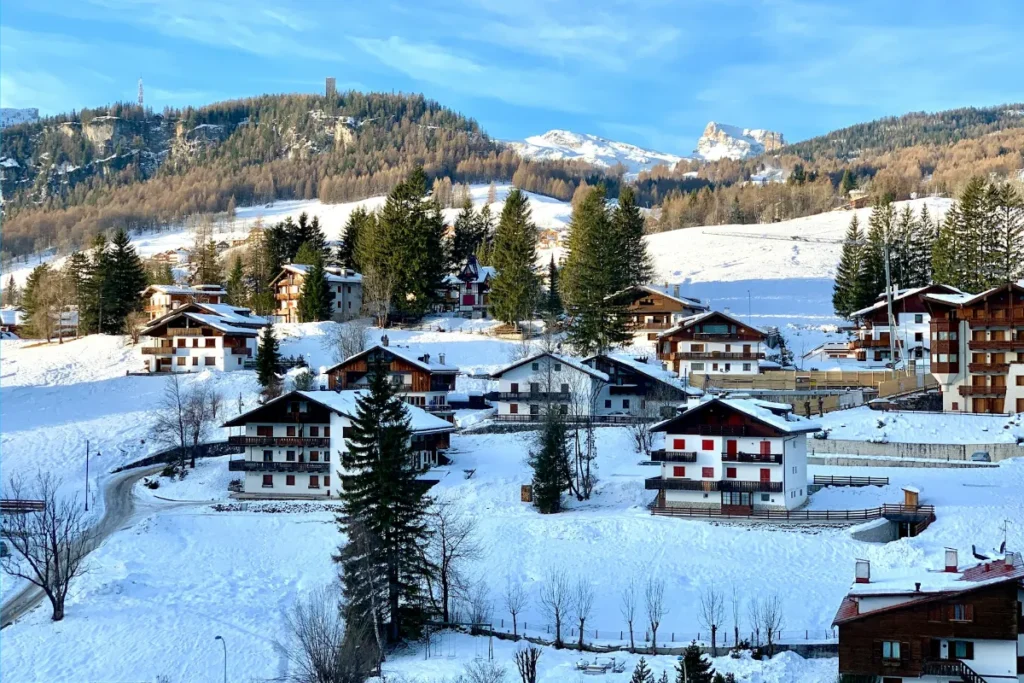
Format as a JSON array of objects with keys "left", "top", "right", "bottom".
[
  {"left": 3, "top": 326, "right": 1024, "bottom": 682},
  {"left": 817, "top": 406, "right": 1023, "bottom": 444}
]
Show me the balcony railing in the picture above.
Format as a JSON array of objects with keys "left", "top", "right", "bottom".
[
  {"left": 691, "top": 333, "right": 764, "bottom": 342},
  {"left": 958, "top": 385, "right": 1007, "bottom": 397},
  {"left": 965, "top": 313, "right": 1024, "bottom": 327},
  {"left": 967, "top": 362, "right": 1010, "bottom": 374},
  {"left": 228, "top": 460, "right": 330, "bottom": 473},
  {"left": 968, "top": 339, "right": 1024, "bottom": 350},
  {"left": 493, "top": 414, "right": 647, "bottom": 424},
  {"left": 228, "top": 435, "right": 331, "bottom": 448},
  {"left": 922, "top": 660, "right": 986, "bottom": 683},
  {"left": 850, "top": 337, "right": 891, "bottom": 348},
  {"left": 493, "top": 391, "right": 572, "bottom": 401},
  {"left": 663, "top": 352, "right": 765, "bottom": 361},
  {"left": 644, "top": 477, "right": 782, "bottom": 493},
  {"left": 649, "top": 450, "right": 698, "bottom": 463},
  {"left": 721, "top": 451, "right": 783, "bottom": 464},
  {"left": 229, "top": 347, "right": 252, "bottom": 356},
  {"left": 141, "top": 346, "right": 175, "bottom": 355},
  {"left": 167, "top": 327, "right": 210, "bottom": 336},
  {"left": 422, "top": 404, "right": 453, "bottom": 413}
]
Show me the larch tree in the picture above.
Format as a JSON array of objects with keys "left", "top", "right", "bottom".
[{"left": 489, "top": 188, "right": 540, "bottom": 327}]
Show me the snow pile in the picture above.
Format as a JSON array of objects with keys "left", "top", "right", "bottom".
[
  {"left": 507, "top": 129, "right": 685, "bottom": 176},
  {"left": 694, "top": 122, "right": 784, "bottom": 161}
]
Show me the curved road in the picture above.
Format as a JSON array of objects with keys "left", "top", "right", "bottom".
[{"left": 1, "top": 464, "right": 165, "bottom": 627}]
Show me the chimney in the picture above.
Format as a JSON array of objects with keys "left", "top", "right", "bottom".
[
  {"left": 914, "top": 582, "right": 921, "bottom": 592},
  {"left": 439, "top": 353, "right": 446, "bottom": 366},
  {"left": 422, "top": 353, "right": 430, "bottom": 363},
  {"left": 673, "top": 284, "right": 680, "bottom": 298},
  {"left": 945, "top": 548, "right": 958, "bottom": 573},
  {"left": 855, "top": 559, "right": 870, "bottom": 584},
  {"left": 381, "top": 334, "right": 389, "bottom": 347}
]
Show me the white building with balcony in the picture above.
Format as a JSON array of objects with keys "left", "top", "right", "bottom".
[
  {"left": 656, "top": 311, "right": 768, "bottom": 378},
  {"left": 647, "top": 397, "right": 820, "bottom": 514},
  {"left": 139, "top": 302, "right": 267, "bottom": 373},
  {"left": 488, "top": 352, "right": 610, "bottom": 421}
]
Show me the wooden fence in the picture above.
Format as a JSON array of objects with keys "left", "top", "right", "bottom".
[
  {"left": 690, "top": 369, "right": 934, "bottom": 395},
  {"left": 651, "top": 503, "right": 934, "bottom": 523},
  {"left": 812, "top": 475, "right": 889, "bottom": 487}
]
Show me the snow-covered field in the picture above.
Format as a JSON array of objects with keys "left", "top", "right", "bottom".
[
  {"left": 817, "top": 406, "right": 1024, "bottom": 444},
  {"left": 3, "top": 326, "right": 1024, "bottom": 682}
]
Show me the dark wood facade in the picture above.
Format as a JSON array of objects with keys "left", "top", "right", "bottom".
[
  {"left": 609, "top": 286, "right": 707, "bottom": 334},
  {"left": 325, "top": 347, "right": 457, "bottom": 394},
  {"left": 584, "top": 355, "right": 687, "bottom": 401},
  {"left": 836, "top": 581, "right": 1021, "bottom": 679}
]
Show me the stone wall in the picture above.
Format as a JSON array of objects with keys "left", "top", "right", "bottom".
[{"left": 809, "top": 438, "right": 1022, "bottom": 463}]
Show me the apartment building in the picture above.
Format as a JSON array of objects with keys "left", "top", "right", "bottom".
[
  {"left": 271, "top": 264, "right": 363, "bottom": 323},
  {"left": 140, "top": 284, "right": 227, "bottom": 321},
  {"left": 606, "top": 284, "right": 709, "bottom": 340},
  {"left": 139, "top": 302, "right": 267, "bottom": 373},
  {"left": 657, "top": 311, "right": 768, "bottom": 377},
  {"left": 849, "top": 284, "right": 964, "bottom": 366}
]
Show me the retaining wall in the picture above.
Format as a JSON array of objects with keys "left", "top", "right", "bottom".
[
  {"left": 114, "top": 441, "right": 242, "bottom": 472},
  {"left": 809, "top": 438, "right": 1022, "bottom": 463}
]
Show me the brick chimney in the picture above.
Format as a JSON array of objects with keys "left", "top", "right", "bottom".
[
  {"left": 945, "top": 548, "right": 958, "bottom": 573},
  {"left": 855, "top": 559, "right": 870, "bottom": 584}
]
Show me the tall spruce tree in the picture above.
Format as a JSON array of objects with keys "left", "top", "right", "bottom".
[
  {"left": 933, "top": 178, "right": 989, "bottom": 291},
  {"left": 336, "top": 354, "right": 432, "bottom": 643},
  {"left": 450, "top": 198, "right": 486, "bottom": 268},
  {"left": 561, "top": 186, "right": 630, "bottom": 354},
  {"left": 191, "top": 240, "right": 221, "bottom": 285},
  {"left": 839, "top": 169, "right": 857, "bottom": 196},
  {"left": 338, "top": 206, "right": 371, "bottom": 271},
  {"left": 545, "top": 255, "right": 563, "bottom": 317},
  {"left": 630, "top": 657, "right": 655, "bottom": 683},
  {"left": 832, "top": 215, "right": 864, "bottom": 318},
  {"left": 489, "top": 188, "right": 540, "bottom": 326},
  {"left": 987, "top": 182, "right": 1024, "bottom": 285},
  {"left": 610, "top": 186, "right": 653, "bottom": 291},
  {"left": 293, "top": 241, "right": 320, "bottom": 265},
  {"left": 907, "top": 207, "right": 934, "bottom": 287},
  {"left": 297, "top": 255, "right": 332, "bottom": 322},
  {"left": 255, "top": 323, "right": 280, "bottom": 387},
  {"left": 676, "top": 641, "right": 715, "bottom": 683},
  {"left": 102, "top": 228, "right": 147, "bottom": 334},
  {"left": 529, "top": 408, "right": 570, "bottom": 514},
  {"left": 226, "top": 256, "right": 246, "bottom": 306},
  {"left": 859, "top": 201, "right": 894, "bottom": 309},
  {"left": 2, "top": 274, "right": 19, "bottom": 307},
  {"left": 77, "top": 234, "right": 109, "bottom": 334}
]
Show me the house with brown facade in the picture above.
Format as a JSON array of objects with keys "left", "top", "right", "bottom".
[
  {"left": 324, "top": 343, "right": 459, "bottom": 421},
  {"left": 657, "top": 310, "right": 767, "bottom": 378},
  {"left": 606, "top": 284, "right": 710, "bottom": 339},
  {"left": 833, "top": 549, "right": 1024, "bottom": 683},
  {"left": 923, "top": 283, "right": 1024, "bottom": 414},
  {"left": 271, "top": 263, "right": 363, "bottom": 323},
  {"left": 139, "top": 302, "right": 267, "bottom": 373},
  {"left": 140, "top": 283, "right": 227, "bottom": 321}
]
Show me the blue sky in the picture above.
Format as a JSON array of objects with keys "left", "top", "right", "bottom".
[{"left": 1, "top": 0, "right": 1021, "bottom": 153}]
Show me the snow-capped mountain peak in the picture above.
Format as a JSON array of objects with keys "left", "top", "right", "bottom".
[
  {"left": 507, "top": 129, "right": 685, "bottom": 176},
  {"left": 694, "top": 121, "right": 785, "bottom": 161}
]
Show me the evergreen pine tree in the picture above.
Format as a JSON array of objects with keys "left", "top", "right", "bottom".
[
  {"left": 932, "top": 202, "right": 961, "bottom": 289},
  {"left": 957, "top": 177, "right": 991, "bottom": 292},
  {"left": 859, "top": 201, "right": 893, "bottom": 309},
  {"left": 78, "top": 234, "right": 109, "bottom": 334},
  {"left": 907, "top": 208, "right": 934, "bottom": 287},
  {"left": 630, "top": 657, "right": 655, "bottom": 683},
  {"left": 336, "top": 354, "right": 432, "bottom": 643},
  {"left": 451, "top": 197, "right": 486, "bottom": 269},
  {"left": 676, "top": 641, "right": 715, "bottom": 683},
  {"left": 255, "top": 324, "right": 280, "bottom": 387},
  {"left": 839, "top": 169, "right": 857, "bottom": 196},
  {"left": 546, "top": 255, "right": 563, "bottom": 317},
  {"left": 3, "top": 274, "right": 20, "bottom": 307},
  {"left": 192, "top": 240, "right": 221, "bottom": 285},
  {"left": 489, "top": 188, "right": 540, "bottom": 326},
  {"left": 561, "top": 186, "right": 630, "bottom": 354},
  {"left": 102, "top": 228, "right": 147, "bottom": 334},
  {"left": 297, "top": 255, "right": 332, "bottom": 322},
  {"left": 528, "top": 408, "right": 570, "bottom": 514},
  {"left": 610, "top": 186, "right": 653, "bottom": 291},
  {"left": 148, "top": 260, "right": 175, "bottom": 285},
  {"left": 226, "top": 256, "right": 247, "bottom": 306},
  {"left": 293, "top": 241, "right": 320, "bottom": 265},
  {"left": 987, "top": 182, "right": 1024, "bottom": 285},
  {"left": 21, "top": 263, "right": 50, "bottom": 323},
  {"left": 338, "top": 206, "right": 370, "bottom": 270},
  {"left": 832, "top": 215, "right": 864, "bottom": 318},
  {"left": 889, "top": 205, "right": 915, "bottom": 287}
]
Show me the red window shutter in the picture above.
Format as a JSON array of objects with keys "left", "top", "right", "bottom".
[
  {"left": 701, "top": 439, "right": 714, "bottom": 451},
  {"left": 510, "top": 404, "right": 518, "bottom": 414},
  {"left": 262, "top": 475, "right": 273, "bottom": 486},
  {"left": 673, "top": 438, "right": 685, "bottom": 450},
  {"left": 760, "top": 441, "right": 771, "bottom": 455},
  {"left": 324, "top": 476, "right": 330, "bottom": 487},
  {"left": 286, "top": 475, "right": 295, "bottom": 486},
  {"left": 310, "top": 475, "right": 319, "bottom": 488},
  {"left": 324, "top": 426, "right": 331, "bottom": 437},
  {"left": 726, "top": 467, "right": 737, "bottom": 479},
  {"left": 965, "top": 604, "right": 974, "bottom": 621},
  {"left": 672, "top": 466, "right": 686, "bottom": 477},
  {"left": 702, "top": 467, "right": 713, "bottom": 478},
  {"left": 287, "top": 426, "right": 296, "bottom": 437},
  {"left": 760, "top": 468, "right": 770, "bottom": 482},
  {"left": 310, "top": 426, "right": 319, "bottom": 437},
  {"left": 310, "top": 451, "right": 319, "bottom": 462}
]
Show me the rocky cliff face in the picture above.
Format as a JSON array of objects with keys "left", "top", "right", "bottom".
[{"left": 694, "top": 122, "right": 785, "bottom": 161}]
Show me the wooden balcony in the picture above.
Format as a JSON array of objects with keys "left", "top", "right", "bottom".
[
  {"left": 167, "top": 327, "right": 210, "bottom": 337},
  {"left": 850, "top": 337, "right": 891, "bottom": 349},
  {"left": 965, "top": 313, "right": 1024, "bottom": 327},
  {"left": 958, "top": 385, "right": 1007, "bottom": 397},
  {"left": 968, "top": 339, "right": 1024, "bottom": 350},
  {"left": 649, "top": 450, "right": 698, "bottom": 463},
  {"left": 229, "top": 347, "right": 252, "bottom": 356},
  {"left": 662, "top": 352, "right": 765, "bottom": 361},
  {"left": 644, "top": 477, "right": 782, "bottom": 493},
  {"left": 721, "top": 451, "right": 783, "bottom": 464},
  {"left": 492, "top": 391, "right": 572, "bottom": 401},
  {"left": 228, "top": 460, "right": 330, "bottom": 473},
  {"left": 691, "top": 333, "right": 764, "bottom": 342},
  {"left": 141, "top": 346, "right": 175, "bottom": 355},
  {"left": 228, "top": 435, "right": 331, "bottom": 448},
  {"left": 967, "top": 362, "right": 1010, "bottom": 374}
]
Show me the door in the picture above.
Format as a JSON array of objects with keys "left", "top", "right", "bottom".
[
  {"left": 759, "top": 468, "right": 771, "bottom": 483},
  {"left": 743, "top": 344, "right": 751, "bottom": 356},
  {"left": 726, "top": 440, "right": 738, "bottom": 457},
  {"left": 510, "top": 382, "right": 519, "bottom": 394},
  {"left": 760, "top": 441, "right": 772, "bottom": 456}
]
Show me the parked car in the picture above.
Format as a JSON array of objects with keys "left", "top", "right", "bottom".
[{"left": 970, "top": 451, "right": 991, "bottom": 462}]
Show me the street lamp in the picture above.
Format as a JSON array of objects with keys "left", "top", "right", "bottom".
[{"left": 214, "top": 635, "right": 227, "bottom": 683}]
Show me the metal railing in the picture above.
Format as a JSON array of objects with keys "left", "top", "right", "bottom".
[
  {"left": 645, "top": 477, "right": 783, "bottom": 493},
  {"left": 493, "top": 414, "right": 648, "bottom": 424},
  {"left": 721, "top": 452, "right": 783, "bottom": 464},
  {"left": 228, "top": 435, "right": 331, "bottom": 448},
  {"left": 649, "top": 450, "right": 698, "bottom": 463},
  {"left": 661, "top": 352, "right": 765, "bottom": 361},
  {"left": 651, "top": 503, "right": 934, "bottom": 522},
  {"left": 812, "top": 475, "right": 889, "bottom": 487},
  {"left": 922, "top": 659, "right": 986, "bottom": 683},
  {"left": 228, "top": 460, "right": 330, "bottom": 473},
  {"left": 492, "top": 391, "right": 572, "bottom": 401},
  {"left": 0, "top": 499, "right": 45, "bottom": 514}
]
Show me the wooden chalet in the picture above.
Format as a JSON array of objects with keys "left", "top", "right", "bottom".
[
  {"left": 140, "top": 283, "right": 227, "bottom": 321},
  {"left": 139, "top": 302, "right": 266, "bottom": 373},
  {"left": 607, "top": 284, "right": 709, "bottom": 339}
]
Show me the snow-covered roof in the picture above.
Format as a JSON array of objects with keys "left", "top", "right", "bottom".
[
  {"left": 851, "top": 284, "right": 962, "bottom": 317},
  {"left": 490, "top": 351, "right": 610, "bottom": 382},
  {"left": 183, "top": 313, "right": 261, "bottom": 336},
  {"left": 444, "top": 265, "right": 496, "bottom": 285},
  {"left": 652, "top": 397, "right": 820, "bottom": 435},
  {"left": 584, "top": 353, "right": 696, "bottom": 394},
  {"left": 658, "top": 310, "right": 765, "bottom": 338},
  {"left": 924, "top": 292, "right": 975, "bottom": 306},
  {"left": 141, "top": 284, "right": 227, "bottom": 297},
  {"left": 846, "top": 553, "right": 1024, "bottom": 599},
  {"left": 924, "top": 282, "right": 1024, "bottom": 308},
  {"left": 296, "top": 390, "right": 454, "bottom": 434},
  {"left": 194, "top": 303, "right": 268, "bottom": 327},
  {"left": 280, "top": 263, "right": 363, "bottom": 283},
  {"left": 325, "top": 344, "right": 459, "bottom": 374},
  {"left": 607, "top": 284, "right": 707, "bottom": 309}
]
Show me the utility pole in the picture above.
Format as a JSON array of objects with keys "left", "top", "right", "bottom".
[
  {"left": 214, "top": 635, "right": 227, "bottom": 683},
  {"left": 85, "top": 440, "right": 90, "bottom": 511},
  {"left": 882, "top": 243, "right": 900, "bottom": 369}
]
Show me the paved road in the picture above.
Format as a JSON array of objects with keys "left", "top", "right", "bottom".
[{"left": 1, "top": 464, "right": 165, "bottom": 627}]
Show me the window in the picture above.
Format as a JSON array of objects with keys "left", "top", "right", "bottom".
[
  {"left": 928, "top": 605, "right": 944, "bottom": 622},
  {"left": 529, "top": 404, "right": 540, "bottom": 416},
  {"left": 952, "top": 402, "right": 959, "bottom": 411},
  {"left": 531, "top": 362, "right": 539, "bottom": 371},
  {"left": 205, "top": 338, "right": 215, "bottom": 348},
  {"left": 257, "top": 426, "right": 273, "bottom": 437},
  {"left": 559, "top": 404, "right": 568, "bottom": 415},
  {"left": 324, "top": 476, "right": 330, "bottom": 487},
  {"left": 554, "top": 363, "right": 562, "bottom": 372},
  {"left": 310, "top": 451, "right": 319, "bottom": 462},
  {"left": 726, "top": 467, "right": 737, "bottom": 479},
  {"left": 192, "top": 357, "right": 199, "bottom": 366},
  {"left": 560, "top": 383, "right": 569, "bottom": 393},
  {"left": 712, "top": 363, "right": 719, "bottom": 371},
  {"left": 604, "top": 399, "right": 612, "bottom": 408},
  {"left": 724, "top": 363, "right": 731, "bottom": 372},
  {"left": 309, "top": 475, "right": 319, "bottom": 489},
  {"left": 262, "top": 475, "right": 273, "bottom": 488},
  {"left": 701, "top": 467, "right": 713, "bottom": 478},
  {"left": 622, "top": 399, "right": 630, "bottom": 410},
  {"left": 701, "top": 439, "right": 714, "bottom": 451},
  {"left": 287, "top": 426, "right": 296, "bottom": 437},
  {"left": 324, "top": 426, "right": 330, "bottom": 437},
  {"left": 759, "top": 468, "right": 771, "bottom": 482},
  {"left": 915, "top": 314, "right": 924, "bottom": 324},
  {"left": 724, "top": 344, "right": 731, "bottom": 352},
  {"left": 914, "top": 332, "right": 923, "bottom": 342},
  {"left": 286, "top": 450, "right": 295, "bottom": 461},
  {"left": 310, "top": 426, "right": 319, "bottom": 437},
  {"left": 950, "top": 640, "right": 974, "bottom": 660},
  {"left": 509, "top": 404, "right": 518, "bottom": 415},
  {"left": 176, "top": 357, "right": 186, "bottom": 366},
  {"left": 529, "top": 382, "right": 540, "bottom": 394},
  {"left": 262, "top": 450, "right": 273, "bottom": 462},
  {"left": 672, "top": 438, "right": 686, "bottom": 450},
  {"left": 286, "top": 475, "right": 295, "bottom": 486},
  {"left": 205, "top": 356, "right": 215, "bottom": 366},
  {"left": 692, "top": 362, "right": 705, "bottom": 371},
  {"left": 324, "top": 451, "right": 330, "bottom": 462},
  {"left": 743, "top": 363, "right": 751, "bottom": 372},
  {"left": 881, "top": 641, "right": 900, "bottom": 660},
  {"left": 950, "top": 604, "right": 974, "bottom": 622},
  {"left": 672, "top": 466, "right": 686, "bottom": 477},
  {"left": 760, "top": 494, "right": 770, "bottom": 502}
]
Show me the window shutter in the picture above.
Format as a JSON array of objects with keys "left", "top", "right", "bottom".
[
  {"left": 964, "top": 604, "right": 974, "bottom": 621},
  {"left": 964, "top": 641, "right": 974, "bottom": 659},
  {"left": 947, "top": 604, "right": 955, "bottom": 620}
]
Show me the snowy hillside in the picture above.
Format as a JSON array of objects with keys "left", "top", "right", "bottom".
[
  {"left": 507, "top": 130, "right": 685, "bottom": 175},
  {"left": 0, "top": 107, "right": 39, "bottom": 128},
  {"left": 694, "top": 122, "right": 785, "bottom": 161}
]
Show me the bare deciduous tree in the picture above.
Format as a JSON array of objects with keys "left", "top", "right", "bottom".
[
  {"left": 730, "top": 583, "right": 742, "bottom": 649},
  {"left": 362, "top": 265, "right": 395, "bottom": 328},
  {"left": 514, "top": 644, "right": 541, "bottom": 683},
  {"left": 0, "top": 474, "right": 92, "bottom": 621},
  {"left": 644, "top": 576, "right": 667, "bottom": 652},
  {"left": 571, "top": 578, "right": 595, "bottom": 650},
  {"left": 620, "top": 575, "right": 639, "bottom": 652},
  {"left": 464, "top": 659, "right": 508, "bottom": 683},
  {"left": 283, "top": 585, "right": 373, "bottom": 683},
  {"left": 151, "top": 374, "right": 188, "bottom": 473},
  {"left": 754, "top": 594, "right": 785, "bottom": 656},
  {"left": 698, "top": 585, "right": 726, "bottom": 655},
  {"left": 538, "top": 567, "right": 571, "bottom": 648},
  {"left": 464, "top": 578, "right": 492, "bottom": 632},
  {"left": 502, "top": 576, "right": 528, "bottom": 640},
  {"left": 564, "top": 371, "right": 604, "bottom": 500},
  {"left": 747, "top": 597, "right": 761, "bottom": 647},
  {"left": 322, "top": 319, "right": 370, "bottom": 364},
  {"left": 123, "top": 310, "right": 148, "bottom": 345},
  {"left": 627, "top": 386, "right": 675, "bottom": 454},
  {"left": 183, "top": 381, "right": 218, "bottom": 468},
  {"left": 421, "top": 496, "right": 482, "bottom": 624}
]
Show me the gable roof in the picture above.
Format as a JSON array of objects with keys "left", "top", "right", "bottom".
[
  {"left": 324, "top": 344, "right": 460, "bottom": 375},
  {"left": 141, "top": 301, "right": 266, "bottom": 334},
  {"left": 850, "top": 283, "right": 963, "bottom": 318},
  {"left": 272, "top": 263, "right": 363, "bottom": 285},
  {"left": 222, "top": 389, "right": 454, "bottom": 434},
  {"left": 141, "top": 309, "right": 260, "bottom": 337},
  {"left": 607, "top": 284, "right": 708, "bottom": 309},
  {"left": 923, "top": 281, "right": 1024, "bottom": 309},
  {"left": 582, "top": 354, "right": 697, "bottom": 395},
  {"left": 490, "top": 351, "right": 610, "bottom": 382},
  {"left": 658, "top": 310, "right": 765, "bottom": 339},
  {"left": 140, "top": 284, "right": 228, "bottom": 297},
  {"left": 651, "top": 397, "right": 820, "bottom": 435}
]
